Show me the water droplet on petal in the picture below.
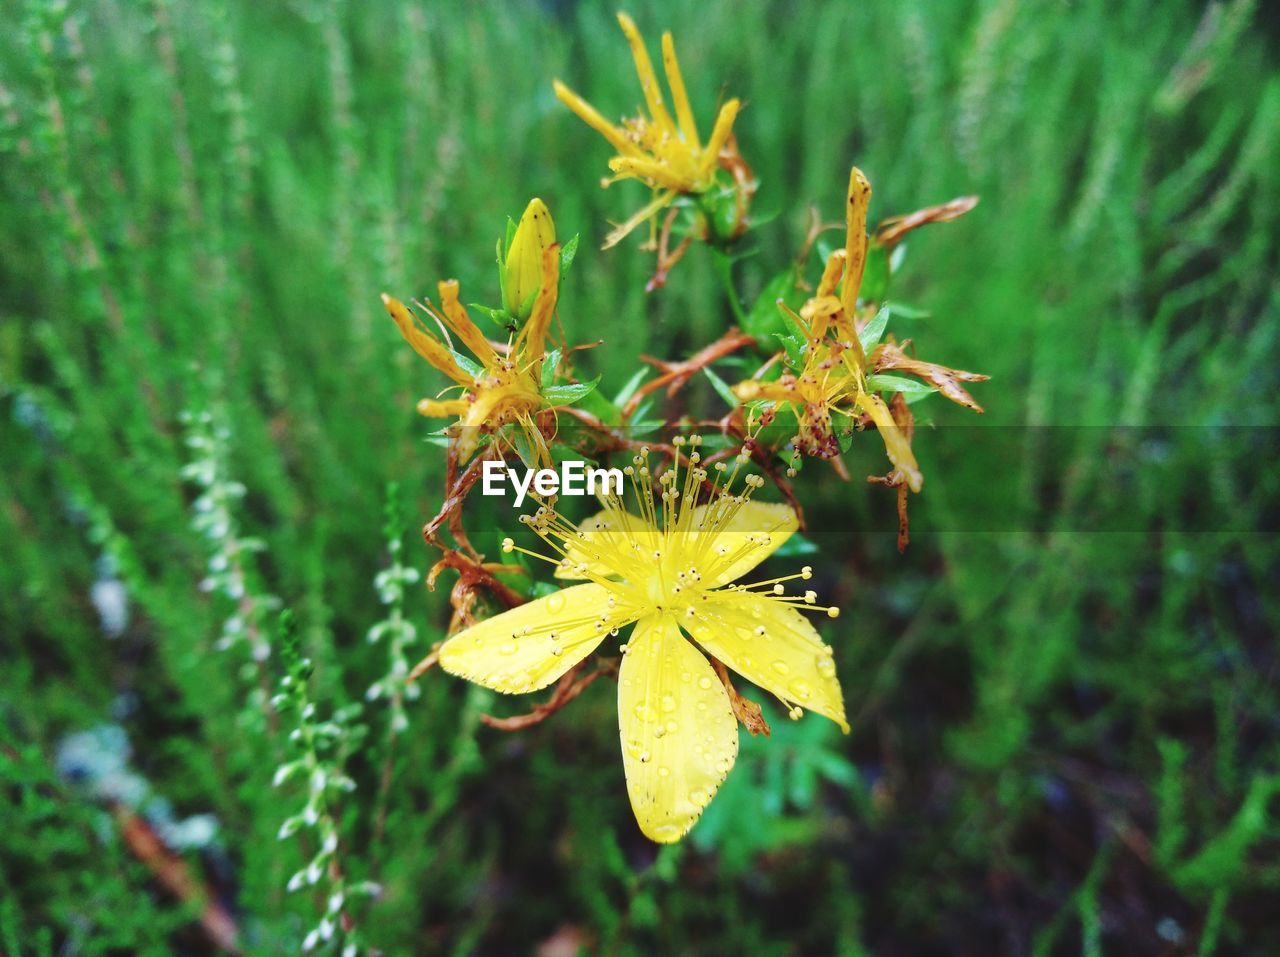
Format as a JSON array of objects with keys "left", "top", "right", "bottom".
[
  {"left": 771, "top": 660, "right": 791, "bottom": 676},
  {"left": 697, "top": 676, "right": 713, "bottom": 690}
]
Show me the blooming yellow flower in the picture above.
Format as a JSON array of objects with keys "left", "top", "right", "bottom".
[
  {"left": 437, "top": 438, "right": 848, "bottom": 843},
  {"left": 381, "top": 200, "right": 561, "bottom": 463},
  {"left": 553, "top": 12, "right": 742, "bottom": 248}
]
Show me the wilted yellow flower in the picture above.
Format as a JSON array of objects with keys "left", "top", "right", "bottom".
[
  {"left": 735, "top": 168, "right": 925, "bottom": 491},
  {"left": 502, "top": 198, "right": 557, "bottom": 319},
  {"left": 437, "top": 439, "right": 848, "bottom": 843},
  {"left": 381, "top": 201, "right": 562, "bottom": 462},
  {"left": 553, "top": 12, "right": 742, "bottom": 248}
]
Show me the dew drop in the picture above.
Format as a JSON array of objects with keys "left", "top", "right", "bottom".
[
  {"left": 660, "top": 693, "right": 677, "bottom": 713},
  {"left": 770, "top": 659, "right": 790, "bottom": 676},
  {"left": 697, "top": 676, "right": 713, "bottom": 690},
  {"left": 689, "top": 788, "right": 710, "bottom": 807},
  {"left": 651, "top": 824, "right": 681, "bottom": 842},
  {"left": 657, "top": 766, "right": 670, "bottom": 778},
  {"left": 789, "top": 679, "right": 812, "bottom": 701},
  {"left": 499, "top": 641, "right": 518, "bottom": 656}
]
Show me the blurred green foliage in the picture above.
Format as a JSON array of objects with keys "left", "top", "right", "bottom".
[{"left": 2, "top": 0, "right": 1278, "bottom": 953}]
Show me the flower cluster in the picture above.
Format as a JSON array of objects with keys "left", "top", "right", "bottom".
[{"left": 380, "top": 11, "right": 985, "bottom": 843}]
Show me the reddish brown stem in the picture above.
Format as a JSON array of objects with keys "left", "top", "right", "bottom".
[
  {"left": 480, "top": 660, "right": 619, "bottom": 731},
  {"left": 621, "top": 328, "right": 756, "bottom": 420}
]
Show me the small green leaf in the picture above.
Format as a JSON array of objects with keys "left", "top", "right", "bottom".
[
  {"left": 559, "top": 233, "right": 580, "bottom": 275},
  {"left": 703, "top": 366, "right": 739, "bottom": 408},
  {"left": 577, "top": 388, "right": 619, "bottom": 425},
  {"left": 743, "top": 267, "right": 803, "bottom": 350},
  {"left": 858, "top": 304, "right": 891, "bottom": 353},
  {"left": 541, "top": 349, "right": 562, "bottom": 389},
  {"left": 779, "top": 332, "right": 804, "bottom": 368},
  {"left": 469, "top": 303, "right": 514, "bottom": 329},
  {"left": 449, "top": 349, "right": 484, "bottom": 378},
  {"left": 543, "top": 377, "right": 600, "bottom": 404},
  {"left": 612, "top": 367, "right": 649, "bottom": 408},
  {"left": 887, "top": 300, "right": 931, "bottom": 320},
  {"left": 860, "top": 242, "right": 891, "bottom": 303},
  {"left": 866, "top": 373, "right": 937, "bottom": 396},
  {"left": 889, "top": 242, "right": 907, "bottom": 274},
  {"left": 772, "top": 533, "right": 817, "bottom": 557}
]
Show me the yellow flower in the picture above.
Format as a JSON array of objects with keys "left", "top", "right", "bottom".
[
  {"left": 381, "top": 201, "right": 561, "bottom": 463},
  {"left": 553, "top": 12, "right": 741, "bottom": 248},
  {"left": 437, "top": 438, "right": 848, "bottom": 843},
  {"left": 735, "top": 167, "right": 924, "bottom": 490}
]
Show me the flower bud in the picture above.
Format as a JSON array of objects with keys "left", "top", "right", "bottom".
[{"left": 503, "top": 198, "right": 555, "bottom": 318}]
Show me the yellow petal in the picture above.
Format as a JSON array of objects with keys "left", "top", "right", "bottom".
[
  {"left": 703, "top": 98, "right": 740, "bottom": 165},
  {"left": 439, "top": 583, "right": 616, "bottom": 693},
  {"left": 381, "top": 293, "right": 471, "bottom": 385},
  {"left": 616, "top": 12, "right": 676, "bottom": 134},
  {"left": 415, "top": 397, "right": 468, "bottom": 417},
  {"left": 684, "top": 501, "right": 798, "bottom": 588},
  {"left": 660, "top": 32, "right": 700, "bottom": 149},
  {"left": 618, "top": 614, "right": 738, "bottom": 843},
  {"left": 841, "top": 167, "right": 872, "bottom": 317},
  {"left": 552, "top": 79, "right": 643, "bottom": 158},
  {"left": 688, "top": 591, "right": 849, "bottom": 732},
  {"left": 503, "top": 198, "right": 556, "bottom": 319},
  {"left": 554, "top": 509, "right": 658, "bottom": 580},
  {"left": 608, "top": 155, "right": 695, "bottom": 192},
  {"left": 858, "top": 390, "right": 922, "bottom": 492},
  {"left": 602, "top": 189, "right": 677, "bottom": 249},
  {"left": 816, "top": 249, "right": 846, "bottom": 299},
  {"left": 437, "top": 280, "right": 497, "bottom": 365}
]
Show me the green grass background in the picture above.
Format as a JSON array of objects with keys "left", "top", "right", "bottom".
[{"left": 2, "top": 0, "right": 1279, "bottom": 953}]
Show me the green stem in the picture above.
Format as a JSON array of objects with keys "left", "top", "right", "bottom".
[{"left": 711, "top": 250, "right": 748, "bottom": 327}]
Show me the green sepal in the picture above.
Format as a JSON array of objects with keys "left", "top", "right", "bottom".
[
  {"left": 543, "top": 377, "right": 601, "bottom": 405},
  {"left": 858, "top": 304, "right": 891, "bottom": 353}
]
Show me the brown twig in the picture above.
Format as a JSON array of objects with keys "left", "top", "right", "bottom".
[
  {"left": 646, "top": 206, "right": 695, "bottom": 293},
  {"left": 480, "top": 659, "right": 620, "bottom": 731},
  {"left": 112, "top": 802, "right": 241, "bottom": 954},
  {"left": 621, "top": 328, "right": 756, "bottom": 419}
]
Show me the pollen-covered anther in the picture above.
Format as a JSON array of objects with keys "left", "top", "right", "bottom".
[
  {"left": 804, "top": 591, "right": 817, "bottom": 604},
  {"left": 788, "top": 706, "right": 804, "bottom": 720},
  {"left": 827, "top": 606, "right": 840, "bottom": 619},
  {"left": 502, "top": 538, "right": 515, "bottom": 553},
  {"left": 801, "top": 566, "right": 813, "bottom": 579},
  {"left": 772, "top": 584, "right": 784, "bottom": 595}
]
